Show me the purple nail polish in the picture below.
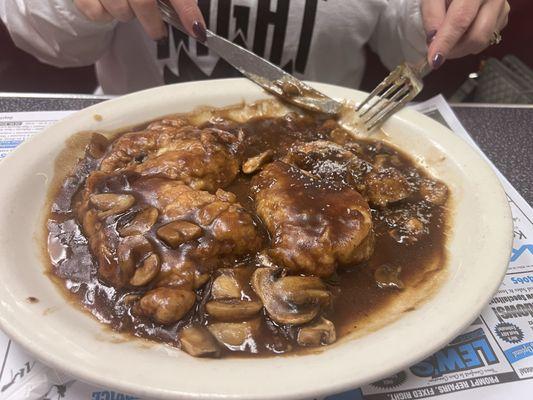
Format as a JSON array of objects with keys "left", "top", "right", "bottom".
[
  {"left": 432, "top": 53, "right": 445, "bottom": 69},
  {"left": 426, "top": 30, "right": 437, "bottom": 44},
  {"left": 192, "top": 21, "right": 206, "bottom": 43}
]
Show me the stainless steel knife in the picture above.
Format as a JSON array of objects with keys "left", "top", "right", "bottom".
[{"left": 157, "top": 0, "right": 343, "bottom": 115}]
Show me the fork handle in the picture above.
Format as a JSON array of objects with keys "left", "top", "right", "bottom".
[{"left": 414, "top": 59, "right": 432, "bottom": 77}]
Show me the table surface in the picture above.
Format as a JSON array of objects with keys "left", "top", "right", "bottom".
[{"left": 0, "top": 94, "right": 531, "bottom": 205}]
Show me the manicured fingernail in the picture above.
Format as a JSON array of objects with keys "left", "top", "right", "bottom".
[
  {"left": 192, "top": 21, "right": 206, "bottom": 42},
  {"left": 426, "top": 30, "right": 437, "bottom": 44},
  {"left": 432, "top": 53, "right": 445, "bottom": 69}
]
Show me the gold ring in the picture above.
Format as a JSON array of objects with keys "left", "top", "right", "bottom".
[{"left": 490, "top": 31, "right": 502, "bottom": 45}]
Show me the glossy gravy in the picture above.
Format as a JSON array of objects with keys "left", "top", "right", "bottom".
[{"left": 46, "top": 105, "right": 449, "bottom": 357}]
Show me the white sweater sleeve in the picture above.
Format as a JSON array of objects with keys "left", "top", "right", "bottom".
[
  {"left": 369, "top": 0, "right": 427, "bottom": 70},
  {"left": 0, "top": 0, "right": 117, "bottom": 67}
]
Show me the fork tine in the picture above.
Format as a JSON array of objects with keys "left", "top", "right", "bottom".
[
  {"left": 356, "top": 67, "right": 403, "bottom": 112},
  {"left": 363, "top": 85, "right": 411, "bottom": 124},
  {"left": 361, "top": 83, "right": 409, "bottom": 123},
  {"left": 365, "top": 88, "right": 414, "bottom": 131},
  {"left": 358, "top": 77, "right": 407, "bottom": 118},
  {"left": 356, "top": 81, "right": 390, "bottom": 112},
  {"left": 359, "top": 87, "right": 396, "bottom": 118},
  {"left": 366, "top": 94, "right": 412, "bottom": 131}
]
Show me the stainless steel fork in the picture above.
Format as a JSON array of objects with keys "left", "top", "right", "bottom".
[{"left": 356, "top": 60, "right": 431, "bottom": 131}]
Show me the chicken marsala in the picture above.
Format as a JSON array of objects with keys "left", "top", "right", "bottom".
[
  {"left": 252, "top": 158, "right": 373, "bottom": 277},
  {"left": 47, "top": 103, "right": 449, "bottom": 358}
]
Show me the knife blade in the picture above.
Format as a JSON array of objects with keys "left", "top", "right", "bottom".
[
  {"left": 205, "top": 32, "right": 343, "bottom": 115},
  {"left": 156, "top": 0, "right": 342, "bottom": 115}
]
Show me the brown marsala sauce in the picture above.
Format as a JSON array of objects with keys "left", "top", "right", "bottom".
[{"left": 46, "top": 106, "right": 449, "bottom": 358}]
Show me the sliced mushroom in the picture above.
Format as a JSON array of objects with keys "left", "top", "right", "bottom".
[
  {"left": 206, "top": 299, "right": 262, "bottom": 321},
  {"left": 81, "top": 209, "right": 100, "bottom": 237},
  {"left": 211, "top": 268, "right": 251, "bottom": 300},
  {"left": 242, "top": 150, "right": 274, "bottom": 174},
  {"left": 117, "top": 235, "right": 153, "bottom": 283},
  {"left": 121, "top": 293, "right": 141, "bottom": 305},
  {"left": 207, "top": 268, "right": 260, "bottom": 320},
  {"left": 276, "top": 276, "right": 331, "bottom": 305},
  {"left": 297, "top": 317, "right": 336, "bottom": 346},
  {"left": 420, "top": 179, "right": 448, "bottom": 205},
  {"left": 90, "top": 193, "right": 135, "bottom": 218},
  {"left": 157, "top": 220, "right": 202, "bottom": 247},
  {"left": 388, "top": 216, "right": 425, "bottom": 244},
  {"left": 375, "top": 264, "right": 404, "bottom": 290},
  {"left": 119, "top": 207, "right": 159, "bottom": 236},
  {"left": 251, "top": 268, "right": 331, "bottom": 325},
  {"left": 135, "top": 287, "right": 196, "bottom": 325},
  {"left": 193, "top": 271, "right": 210, "bottom": 289},
  {"left": 180, "top": 325, "right": 220, "bottom": 358},
  {"left": 278, "top": 79, "right": 301, "bottom": 96},
  {"left": 208, "top": 318, "right": 261, "bottom": 350},
  {"left": 129, "top": 253, "right": 160, "bottom": 286},
  {"left": 86, "top": 133, "right": 109, "bottom": 159},
  {"left": 364, "top": 168, "right": 411, "bottom": 207},
  {"left": 212, "top": 273, "right": 241, "bottom": 300}
]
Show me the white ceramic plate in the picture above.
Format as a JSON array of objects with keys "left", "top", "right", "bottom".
[{"left": 0, "top": 79, "right": 512, "bottom": 399}]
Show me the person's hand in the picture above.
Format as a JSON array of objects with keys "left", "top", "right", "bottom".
[
  {"left": 421, "top": 0, "right": 510, "bottom": 69},
  {"left": 73, "top": 0, "right": 205, "bottom": 40}
]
